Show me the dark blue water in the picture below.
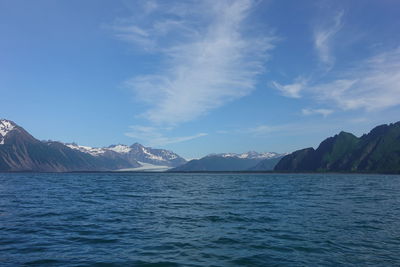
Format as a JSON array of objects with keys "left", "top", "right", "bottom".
[{"left": 1, "top": 173, "right": 400, "bottom": 266}]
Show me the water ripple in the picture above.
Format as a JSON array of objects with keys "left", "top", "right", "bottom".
[{"left": 1, "top": 173, "right": 400, "bottom": 266}]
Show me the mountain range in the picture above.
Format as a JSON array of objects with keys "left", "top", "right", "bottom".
[
  {"left": 275, "top": 121, "right": 400, "bottom": 174},
  {"left": 2, "top": 118, "right": 400, "bottom": 173},
  {"left": 0, "top": 119, "right": 186, "bottom": 172},
  {"left": 171, "top": 152, "right": 285, "bottom": 171}
]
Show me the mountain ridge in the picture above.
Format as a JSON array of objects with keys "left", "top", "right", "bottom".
[
  {"left": 171, "top": 151, "right": 285, "bottom": 171},
  {"left": 275, "top": 121, "right": 400, "bottom": 174},
  {"left": 3, "top": 118, "right": 400, "bottom": 173},
  {"left": 0, "top": 119, "right": 186, "bottom": 172},
  {"left": 64, "top": 142, "right": 186, "bottom": 167}
]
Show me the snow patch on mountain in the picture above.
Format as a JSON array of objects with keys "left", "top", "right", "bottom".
[
  {"left": 141, "top": 147, "right": 164, "bottom": 161},
  {"left": 208, "top": 151, "right": 282, "bottom": 159},
  {"left": 67, "top": 143, "right": 133, "bottom": 156},
  {"left": 0, "top": 119, "right": 16, "bottom": 145},
  {"left": 108, "top": 144, "right": 131, "bottom": 153},
  {"left": 129, "top": 143, "right": 184, "bottom": 164},
  {"left": 66, "top": 143, "right": 107, "bottom": 156},
  {"left": 64, "top": 141, "right": 186, "bottom": 167},
  {"left": 238, "top": 151, "right": 281, "bottom": 159},
  {"left": 159, "top": 150, "right": 178, "bottom": 160}
]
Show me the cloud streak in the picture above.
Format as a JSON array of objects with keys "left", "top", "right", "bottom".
[
  {"left": 302, "top": 108, "right": 333, "bottom": 117},
  {"left": 312, "top": 47, "right": 400, "bottom": 111},
  {"left": 275, "top": 47, "right": 400, "bottom": 112},
  {"left": 314, "top": 10, "right": 343, "bottom": 69},
  {"left": 243, "top": 119, "right": 360, "bottom": 139},
  {"left": 116, "top": 0, "right": 275, "bottom": 126},
  {"left": 125, "top": 125, "right": 207, "bottom": 146},
  {"left": 272, "top": 77, "right": 307, "bottom": 98}
]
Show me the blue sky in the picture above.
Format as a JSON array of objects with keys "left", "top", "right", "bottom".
[{"left": 1, "top": 0, "right": 400, "bottom": 159}]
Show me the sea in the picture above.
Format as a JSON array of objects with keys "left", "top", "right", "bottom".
[{"left": 1, "top": 172, "right": 400, "bottom": 266}]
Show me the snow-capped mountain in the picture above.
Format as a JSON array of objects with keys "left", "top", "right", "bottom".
[
  {"left": 64, "top": 144, "right": 133, "bottom": 156},
  {"left": 0, "top": 119, "right": 185, "bottom": 172},
  {"left": 64, "top": 142, "right": 186, "bottom": 167},
  {"left": 208, "top": 151, "right": 281, "bottom": 159},
  {"left": 107, "top": 144, "right": 132, "bottom": 154},
  {"left": 65, "top": 143, "right": 107, "bottom": 156},
  {"left": 128, "top": 143, "right": 185, "bottom": 167},
  {"left": 0, "top": 119, "right": 16, "bottom": 145},
  {"left": 171, "top": 151, "right": 286, "bottom": 171},
  {"left": 0, "top": 119, "right": 140, "bottom": 172}
]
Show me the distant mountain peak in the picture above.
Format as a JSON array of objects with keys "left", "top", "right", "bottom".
[
  {"left": 0, "top": 119, "right": 17, "bottom": 145},
  {"left": 172, "top": 150, "right": 286, "bottom": 172},
  {"left": 207, "top": 151, "right": 281, "bottom": 159},
  {"left": 64, "top": 141, "right": 186, "bottom": 167},
  {"left": 130, "top": 142, "right": 143, "bottom": 148},
  {"left": 65, "top": 143, "right": 133, "bottom": 156},
  {"left": 0, "top": 119, "right": 186, "bottom": 171},
  {"left": 65, "top": 143, "right": 107, "bottom": 156},
  {"left": 107, "top": 144, "right": 132, "bottom": 153}
]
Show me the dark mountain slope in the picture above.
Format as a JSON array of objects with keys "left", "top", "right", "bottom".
[
  {"left": 171, "top": 156, "right": 262, "bottom": 171},
  {"left": 275, "top": 122, "right": 400, "bottom": 173},
  {"left": 249, "top": 156, "right": 285, "bottom": 171},
  {"left": 170, "top": 152, "right": 284, "bottom": 171},
  {"left": 0, "top": 119, "right": 136, "bottom": 172}
]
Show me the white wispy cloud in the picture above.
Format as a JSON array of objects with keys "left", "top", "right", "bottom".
[
  {"left": 246, "top": 124, "right": 284, "bottom": 136},
  {"left": 115, "top": 0, "right": 276, "bottom": 126},
  {"left": 125, "top": 125, "right": 207, "bottom": 146},
  {"left": 272, "top": 77, "right": 307, "bottom": 98},
  {"left": 244, "top": 122, "right": 332, "bottom": 138},
  {"left": 301, "top": 108, "right": 333, "bottom": 117},
  {"left": 314, "top": 10, "right": 343, "bottom": 69},
  {"left": 312, "top": 47, "right": 400, "bottom": 111},
  {"left": 273, "top": 46, "right": 400, "bottom": 113},
  {"left": 243, "top": 120, "right": 356, "bottom": 138}
]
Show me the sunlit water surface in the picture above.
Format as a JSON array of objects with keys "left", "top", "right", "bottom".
[{"left": 1, "top": 173, "right": 400, "bottom": 266}]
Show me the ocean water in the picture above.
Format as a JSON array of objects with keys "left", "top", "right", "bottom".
[{"left": 1, "top": 173, "right": 400, "bottom": 266}]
